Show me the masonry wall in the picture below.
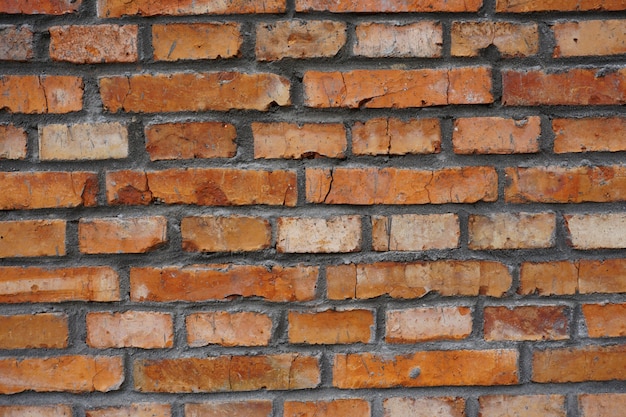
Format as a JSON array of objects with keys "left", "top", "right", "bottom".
[{"left": 1, "top": 1, "right": 626, "bottom": 416}]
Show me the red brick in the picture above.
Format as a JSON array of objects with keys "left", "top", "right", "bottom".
[
  {"left": 145, "top": 122, "right": 237, "bottom": 160},
  {"left": 0, "top": 25, "right": 33, "bottom": 60},
  {"left": 496, "top": 0, "right": 626, "bottom": 12},
  {"left": 186, "top": 311, "right": 272, "bottom": 347},
  {"left": 296, "top": 0, "right": 482, "bottom": 12},
  {"left": 0, "top": 266, "right": 119, "bottom": 303},
  {"left": 304, "top": 67, "right": 492, "bottom": 108},
  {"left": 50, "top": 25, "right": 137, "bottom": 63},
  {"left": 565, "top": 213, "right": 626, "bottom": 249},
  {"left": 553, "top": 20, "right": 626, "bottom": 57},
  {"left": 532, "top": 344, "right": 626, "bottom": 383},
  {"left": 288, "top": 310, "right": 374, "bottom": 344},
  {"left": 185, "top": 402, "right": 271, "bottom": 417},
  {"left": 181, "top": 216, "right": 271, "bottom": 252},
  {"left": 87, "top": 404, "right": 171, "bottom": 417},
  {"left": 553, "top": 117, "right": 626, "bottom": 153},
  {"left": 256, "top": 20, "right": 346, "bottom": 61},
  {"left": 0, "top": 220, "right": 66, "bottom": 258},
  {"left": 502, "top": 68, "right": 626, "bottom": 106},
  {"left": 327, "top": 261, "right": 511, "bottom": 300},
  {"left": 333, "top": 350, "right": 518, "bottom": 388},
  {"left": 0, "top": 0, "right": 81, "bottom": 14},
  {"left": 582, "top": 303, "right": 626, "bottom": 337},
  {"left": 372, "top": 214, "right": 460, "bottom": 251},
  {"left": 453, "top": 117, "right": 541, "bottom": 154},
  {"left": 0, "top": 356, "right": 123, "bottom": 394},
  {"left": 98, "top": 0, "right": 285, "bottom": 17},
  {"left": 86, "top": 311, "right": 174, "bottom": 348},
  {"left": 306, "top": 167, "right": 497, "bottom": 205},
  {"left": 134, "top": 354, "right": 320, "bottom": 392},
  {"left": 386, "top": 307, "right": 472, "bottom": 343},
  {"left": 0, "top": 314, "right": 68, "bottom": 349},
  {"left": 0, "top": 405, "right": 72, "bottom": 417},
  {"left": 579, "top": 393, "right": 626, "bottom": 417},
  {"left": 469, "top": 212, "right": 556, "bottom": 250},
  {"left": 79, "top": 217, "right": 167, "bottom": 254},
  {"left": 0, "top": 75, "right": 83, "bottom": 113},
  {"left": 100, "top": 72, "right": 290, "bottom": 112},
  {"left": 153, "top": 23, "right": 241, "bottom": 61},
  {"left": 352, "top": 118, "right": 441, "bottom": 156},
  {"left": 484, "top": 306, "right": 569, "bottom": 341},
  {"left": 252, "top": 122, "right": 346, "bottom": 159},
  {"left": 285, "top": 400, "right": 370, "bottom": 417},
  {"left": 383, "top": 397, "right": 465, "bottom": 417},
  {"left": 131, "top": 264, "right": 317, "bottom": 302},
  {"left": 39, "top": 123, "right": 128, "bottom": 160},
  {"left": 0, "top": 124, "right": 27, "bottom": 159},
  {"left": 354, "top": 22, "right": 442, "bottom": 58},
  {"left": 479, "top": 395, "right": 566, "bottom": 417},
  {"left": 451, "top": 22, "right": 538, "bottom": 57},
  {"left": 277, "top": 216, "right": 362, "bottom": 253}
]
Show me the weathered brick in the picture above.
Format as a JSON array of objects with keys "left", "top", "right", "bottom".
[
  {"left": 284, "top": 400, "right": 370, "bottom": 417},
  {"left": 383, "top": 397, "right": 465, "bottom": 417},
  {"left": 354, "top": 22, "right": 442, "bottom": 58},
  {"left": 79, "top": 217, "right": 167, "bottom": 254},
  {"left": 484, "top": 306, "right": 569, "bottom": 341},
  {"left": 296, "top": 0, "right": 482, "bottom": 12},
  {"left": 100, "top": 73, "right": 290, "bottom": 112},
  {"left": 451, "top": 22, "right": 538, "bottom": 57},
  {"left": 479, "top": 395, "right": 566, "bottom": 417},
  {"left": 134, "top": 354, "right": 320, "bottom": 392},
  {"left": 553, "top": 20, "right": 626, "bottom": 57},
  {"left": 145, "top": 122, "right": 237, "bottom": 160},
  {"left": 87, "top": 404, "right": 171, "bottom": 417},
  {"left": 0, "top": 356, "right": 123, "bottom": 394},
  {"left": 39, "top": 123, "right": 128, "bottom": 160},
  {"left": 86, "top": 311, "right": 174, "bottom": 349},
  {"left": 502, "top": 68, "right": 626, "bottom": 106},
  {"left": 181, "top": 216, "right": 271, "bottom": 252},
  {"left": 187, "top": 311, "right": 272, "bottom": 347},
  {"left": 582, "top": 303, "right": 626, "bottom": 337},
  {"left": 256, "top": 20, "right": 346, "bottom": 61},
  {"left": 469, "top": 212, "right": 556, "bottom": 250},
  {"left": 98, "top": 0, "right": 285, "bottom": 17},
  {"left": 185, "top": 402, "right": 271, "bottom": 417},
  {"left": 0, "top": 124, "right": 27, "bottom": 159},
  {"left": 153, "top": 23, "right": 241, "bottom": 61},
  {"left": 532, "top": 344, "right": 626, "bottom": 383},
  {"left": 304, "top": 67, "right": 492, "bottom": 108},
  {"left": 105, "top": 171, "right": 152, "bottom": 206},
  {"left": 453, "top": 116, "right": 541, "bottom": 154},
  {"left": 352, "top": 118, "right": 441, "bottom": 156},
  {"left": 0, "top": 405, "right": 72, "bottom": 417},
  {"left": 0, "top": 0, "right": 81, "bottom": 14},
  {"left": 372, "top": 214, "right": 460, "bottom": 251},
  {"left": 0, "top": 25, "right": 33, "bottom": 60},
  {"left": 333, "top": 350, "right": 518, "bottom": 388},
  {"left": 579, "top": 393, "right": 626, "bottom": 417},
  {"left": 0, "top": 314, "right": 68, "bottom": 349},
  {"left": 0, "top": 220, "right": 66, "bottom": 258},
  {"left": 277, "top": 216, "right": 361, "bottom": 253},
  {"left": 386, "top": 307, "right": 472, "bottom": 343},
  {"left": 0, "top": 266, "right": 119, "bottom": 303},
  {"left": 0, "top": 75, "right": 83, "bottom": 113},
  {"left": 252, "top": 122, "right": 346, "bottom": 159},
  {"left": 553, "top": 117, "right": 626, "bottom": 153},
  {"left": 327, "top": 261, "right": 511, "bottom": 300},
  {"left": 496, "top": 0, "right": 626, "bottom": 12},
  {"left": 565, "top": 213, "right": 626, "bottom": 249},
  {"left": 306, "top": 167, "right": 497, "bottom": 205},
  {"left": 288, "top": 310, "right": 374, "bottom": 344},
  {"left": 131, "top": 264, "right": 317, "bottom": 302},
  {"left": 49, "top": 25, "right": 137, "bottom": 63}
]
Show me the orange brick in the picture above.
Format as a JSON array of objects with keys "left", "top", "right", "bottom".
[
  {"left": 105, "top": 171, "right": 152, "bottom": 206},
  {"left": 87, "top": 404, "right": 171, "bottom": 417},
  {"left": 49, "top": 25, "right": 137, "bottom": 63},
  {"left": 333, "top": 350, "right": 518, "bottom": 388},
  {"left": 284, "top": 400, "right": 370, "bottom": 417},
  {"left": 469, "top": 212, "right": 556, "bottom": 250},
  {"left": 0, "top": 75, "right": 82, "bottom": 113},
  {"left": 352, "top": 118, "right": 441, "bottom": 156},
  {"left": 579, "top": 393, "right": 626, "bottom": 417},
  {"left": 181, "top": 216, "right": 270, "bottom": 252},
  {"left": 277, "top": 216, "right": 362, "bottom": 253},
  {"left": 0, "top": 0, "right": 81, "bottom": 14},
  {"left": 98, "top": 0, "right": 285, "bottom": 17},
  {"left": 86, "top": 311, "right": 173, "bottom": 348},
  {"left": 0, "top": 405, "right": 72, "bottom": 417},
  {"left": 39, "top": 123, "right": 128, "bottom": 160},
  {"left": 0, "top": 124, "right": 27, "bottom": 159},
  {"left": 134, "top": 354, "right": 319, "bottom": 392},
  {"left": 496, "top": 0, "right": 626, "bottom": 12},
  {"left": 327, "top": 261, "right": 511, "bottom": 300},
  {"left": 386, "top": 307, "right": 472, "bottom": 343},
  {"left": 296, "top": 0, "right": 482, "bottom": 12},
  {"left": 0, "top": 314, "right": 68, "bottom": 349},
  {"left": 383, "top": 397, "right": 465, "bottom": 417},
  {"left": 484, "top": 306, "right": 569, "bottom": 341},
  {"left": 0, "top": 266, "right": 119, "bottom": 303},
  {"left": 502, "top": 68, "right": 626, "bottom": 106},
  {"left": 582, "top": 303, "right": 626, "bottom": 337},
  {"left": 553, "top": 20, "right": 626, "bottom": 57},
  {"left": 100, "top": 72, "right": 290, "bottom": 112},
  {"left": 0, "top": 25, "right": 33, "bottom": 60},
  {"left": 451, "top": 22, "right": 538, "bottom": 57},
  {"left": 186, "top": 311, "right": 272, "bottom": 347},
  {"left": 256, "top": 20, "right": 346, "bottom": 61},
  {"left": 453, "top": 116, "right": 541, "bottom": 154},
  {"left": 306, "top": 167, "right": 497, "bottom": 205},
  {"left": 288, "top": 310, "right": 374, "bottom": 344},
  {"left": 0, "top": 356, "right": 123, "bottom": 394},
  {"left": 532, "top": 344, "right": 626, "bottom": 383},
  {"left": 354, "top": 22, "right": 442, "bottom": 58},
  {"left": 565, "top": 213, "right": 626, "bottom": 249},
  {"left": 479, "top": 395, "right": 566, "bottom": 417},
  {"left": 304, "top": 67, "right": 492, "bottom": 108},
  {"left": 131, "top": 264, "right": 317, "bottom": 302},
  {"left": 185, "top": 402, "right": 271, "bottom": 417},
  {"left": 252, "top": 122, "right": 346, "bottom": 159},
  {"left": 0, "top": 220, "right": 66, "bottom": 258},
  {"left": 145, "top": 122, "right": 236, "bottom": 161},
  {"left": 79, "top": 217, "right": 167, "bottom": 254},
  {"left": 579, "top": 259, "right": 626, "bottom": 293},
  {"left": 553, "top": 117, "right": 626, "bottom": 153},
  {"left": 372, "top": 214, "right": 460, "bottom": 251},
  {"left": 153, "top": 23, "right": 241, "bottom": 61}
]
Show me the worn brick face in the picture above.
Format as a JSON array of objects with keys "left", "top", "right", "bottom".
[
  {"left": 0, "top": 75, "right": 83, "bottom": 113},
  {"left": 372, "top": 214, "right": 460, "bottom": 251},
  {"left": 39, "top": 123, "right": 128, "bottom": 160},
  {"left": 496, "top": 0, "right": 626, "bottom": 12},
  {"left": 553, "top": 117, "right": 626, "bottom": 153},
  {"left": 79, "top": 217, "right": 167, "bottom": 254},
  {"left": 288, "top": 310, "right": 374, "bottom": 344},
  {"left": 0, "top": 25, "right": 33, "bottom": 60},
  {"left": 0, "top": 0, "right": 81, "bottom": 14},
  {"left": 49, "top": 25, "right": 138, "bottom": 63},
  {"left": 383, "top": 397, "right": 465, "bottom": 417},
  {"left": 468, "top": 212, "right": 556, "bottom": 250},
  {"left": 453, "top": 117, "right": 541, "bottom": 154},
  {"left": 277, "top": 216, "right": 362, "bottom": 253},
  {"left": 579, "top": 393, "right": 626, "bottom": 417},
  {"left": 386, "top": 307, "right": 472, "bottom": 343},
  {"left": 582, "top": 303, "right": 626, "bottom": 337},
  {"left": 0, "top": 125, "right": 27, "bottom": 159},
  {"left": 153, "top": 23, "right": 242, "bottom": 61},
  {"left": 252, "top": 122, "right": 346, "bottom": 159},
  {"left": 0, "top": 405, "right": 72, "bottom": 417},
  {"left": 452, "top": 22, "right": 539, "bottom": 57},
  {"left": 0, "top": 220, "right": 66, "bottom": 258},
  {"left": 0, "top": 314, "right": 68, "bottom": 349},
  {"left": 181, "top": 216, "right": 271, "bottom": 252},
  {"left": 354, "top": 22, "right": 442, "bottom": 58},
  {"left": 532, "top": 345, "right": 626, "bottom": 383},
  {"left": 185, "top": 402, "right": 271, "bottom": 417},
  {"left": 484, "top": 306, "right": 569, "bottom": 341},
  {"left": 479, "top": 395, "right": 566, "bottom": 417},
  {"left": 87, "top": 404, "right": 171, "bottom": 417},
  {"left": 98, "top": 0, "right": 286, "bottom": 17},
  {"left": 565, "top": 213, "right": 626, "bottom": 249},
  {"left": 186, "top": 311, "right": 272, "bottom": 347},
  {"left": 553, "top": 20, "right": 626, "bottom": 57},
  {"left": 145, "top": 122, "right": 237, "bottom": 160},
  {"left": 296, "top": 0, "right": 483, "bottom": 12},
  {"left": 284, "top": 400, "right": 371, "bottom": 417},
  {"left": 86, "top": 311, "right": 174, "bottom": 348},
  {"left": 352, "top": 118, "right": 441, "bottom": 156}
]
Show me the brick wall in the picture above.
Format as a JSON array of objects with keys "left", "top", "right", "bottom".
[{"left": 1, "top": 0, "right": 625, "bottom": 416}]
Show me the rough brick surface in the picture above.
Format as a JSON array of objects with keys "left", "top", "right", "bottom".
[
  {"left": 0, "top": 405, "right": 72, "bottom": 417},
  {"left": 565, "top": 213, "right": 626, "bottom": 249},
  {"left": 0, "top": 124, "right": 27, "bottom": 159},
  {"left": 582, "top": 303, "right": 626, "bottom": 337},
  {"left": 185, "top": 402, "right": 271, "bottom": 417},
  {"left": 453, "top": 117, "right": 541, "bottom": 154},
  {"left": 0, "top": 220, "right": 66, "bottom": 258},
  {"left": 87, "top": 404, "right": 171, "bottom": 417},
  {"left": 383, "top": 397, "right": 465, "bottom": 417},
  {"left": 533, "top": 345, "right": 626, "bottom": 383},
  {"left": 288, "top": 310, "right": 374, "bottom": 344},
  {"left": 98, "top": 0, "right": 286, "bottom": 17},
  {"left": 145, "top": 122, "right": 237, "bottom": 160},
  {"left": 277, "top": 216, "right": 362, "bottom": 253},
  {"left": 0, "top": 25, "right": 33, "bottom": 60},
  {"left": 253, "top": 122, "right": 346, "bottom": 159},
  {"left": 469, "top": 212, "right": 556, "bottom": 250},
  {"left": 153, "top": 23, "right": 241, "bottom": 61},
  {"left": 579, "top": 393, "right": 626, "bottom": 417},
  {"left": 451, "top": 22, "right": 539, "bottom": 57},
  {"left": 483, "top": 306, "right": 569, "bottom": 341},
  {"left": 351, "top": 118, "right": 441, "bottom": 156},
  {"left": 553, "top": 117, "right": 626, "bottom": 153},
  {"left": 49, "top": 25, "right": 138, "bottom": 63},
  {"left": 0, "top": 0, "right": 81, "bottom": 14},
  {"left": 479, "top": 395, "right": 566, "bottom": 417},
  {"left": 284, "top": 400, "right": 370, "bottom": 417},
  {"left": 187, "top": 311, "right": 272, "bottom": 347},
  {"left": 0, "top": 314, "right": 68, "bottom": 349},
  {"left": 181, "top": 216, "right": 271, "bottom": 252},
  {"left": 553, "top": 20, "right": 626, "bottom": 57},
  {"left": 372, "top": 214, "right": 460, "bottom": 251},
  {"left": 0, "top": 75, "right": 83, "bottom": 113},
  {"left": 86, "top": 311, "right": 174, "bottom": 348},
  {"left": 296, "top": 0, "right": 482, "bottom": 12},
  {"left": 354, "top": 22, "right": 442, "bottom": 58},
  {"left": 386, "top": 307, "right": 472, "bottom": 343},
  {"left": 39, "top": 123, "right": 128, "bottom": 160},
  {"left": 496, "top": 0, "right": 626, "bottom": 12},
  {"left": 79, "top": 217, "right": 167, "bottom": 254}
]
